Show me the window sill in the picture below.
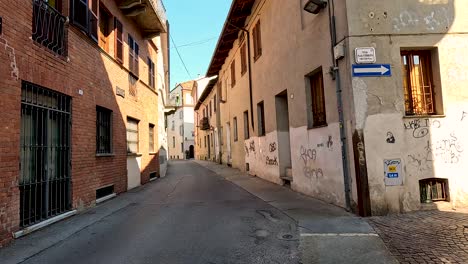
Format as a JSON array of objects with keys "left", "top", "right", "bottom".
[
  {"left": 127, "top": 153, "right": 143, "bottom": 157},
  {"left": 308, "top": 124, "right": 328, "bottom": 130},
  {"left": 403, "top": 115, "right": 446, "bottom": 119},
  {"left": 96, "top": 153, "right": 115, "bottom": 157}
]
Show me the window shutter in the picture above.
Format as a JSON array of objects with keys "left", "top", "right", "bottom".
[
  {"left": 89, "top": 0, "right": 99, "bottom": 42},
  {"left": 134, "top": 43, "right": 139, "bottom": 76},
  {"left": 114, "top": 18, "right": 123, "bottom": 63},
  {"left": 71, "top": 0, "right": 89, "bottom": 32}
]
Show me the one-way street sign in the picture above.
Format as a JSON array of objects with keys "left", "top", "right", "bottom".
[{"left": 352, "top": 64, "right": 391, "bottom": 77}]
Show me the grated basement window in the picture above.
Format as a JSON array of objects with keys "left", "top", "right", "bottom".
[
  {"left": 149, "top": 172, "right": 158, "bottom": 179},
  {"left": 420, "top": 178, "right": 449, "bottom": 203},
  {"left": 96, "top": 185, "right": 114, "bottom": 200}
]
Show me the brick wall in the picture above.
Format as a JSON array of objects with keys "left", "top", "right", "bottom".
[{"left": 0, "top": 0, "right": 160, "bottom": 246}]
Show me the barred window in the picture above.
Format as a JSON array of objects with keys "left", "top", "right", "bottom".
[
  {"left": 233, "top": 117, "right": 238, "bottom": 142},
  {"left": 257, "top": 101, "right": 265, "bottom": 136},
  {"left": 243, "top": 110, "right": 249, "bottom": 139},
  {"left": 96, "top": 106, "right": 112, "bottom": 154},
  {"left": 401, "top": 50, "right": 439, "bottom": 115},
  {"left": 127, "top": 117, "right": 139, "bottom": 154},
  {"left": 420, "top": 178, "right": 449, "bottom": 203}
]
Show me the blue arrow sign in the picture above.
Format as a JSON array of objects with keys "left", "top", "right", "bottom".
[{"left": 352, "top": 64, "right": 391, "bottom": 77}]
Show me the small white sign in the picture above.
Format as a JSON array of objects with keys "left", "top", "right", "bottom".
[
  {"left": 355, "top": 47, "right": 376, "bottom": 64},
  {"left": 384, "top": 159, "right": 403, "bottom": 186}
]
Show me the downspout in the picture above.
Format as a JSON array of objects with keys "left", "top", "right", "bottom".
[
  {"left": 327, "top": 0, "right": 351, "bottom": 211},
  {"left": 227, "top": 22, "right": 255, "bottom": 131}
]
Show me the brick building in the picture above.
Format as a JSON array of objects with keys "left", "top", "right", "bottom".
[{"left": 0, "top": 0, "right": 168, "bottom": 246}]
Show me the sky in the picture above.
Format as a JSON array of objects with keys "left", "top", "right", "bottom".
[{"left": 164, "top": 0, "right": 232, "bottom": 89}]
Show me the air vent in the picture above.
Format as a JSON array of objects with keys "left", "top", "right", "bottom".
[{"left": 96, "top": 185, "right": 114, "bottom": 200}]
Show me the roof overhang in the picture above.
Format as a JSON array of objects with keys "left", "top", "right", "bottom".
[
  {"left": 195, "top": 77, "right": 219, "bottom": 110},
  {"left": 205, "top": 0, "right": 256, "bottom": 77}
]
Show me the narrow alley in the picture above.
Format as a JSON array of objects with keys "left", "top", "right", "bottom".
[{"left": 0, "top": 161, "right": 395, "bottom": 264}]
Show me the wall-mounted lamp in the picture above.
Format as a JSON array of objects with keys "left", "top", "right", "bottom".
[{"left": 303, "top": 0, "right": 327, "bottom": 14}]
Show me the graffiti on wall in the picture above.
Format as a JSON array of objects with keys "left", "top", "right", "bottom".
[
  {"left": 386, "top": 132, "right": 396, "bottom": 143},
  {"left": 408, "top": 132, "right": 464, "bottom": 172},
  {"left": 265, "top": 156, "right": 278, "bottom": 166},
  {"left": 391, "top": 9, "right": 451, "bottom": 32},
  {"left": 300, "top": 146, "right": 323, "bottom": 180},
  {"left": 269, "top": 142, "right": 277, "bottom": 153},
  {"left": 249, "top": 141, "right": 256, "bottom": 153},
  {"left": 403, "top": 118, "right": 441, "bottom": 138},
  {"left": 461, "top": 111, "right": 468, "bottom": 122},
  {"left": 316, "top": 136, "right": 334, "bottom": 150}
]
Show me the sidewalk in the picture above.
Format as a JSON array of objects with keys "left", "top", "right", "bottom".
[{"left": 194, "top": 160, "right": 397, "bottom": 264}]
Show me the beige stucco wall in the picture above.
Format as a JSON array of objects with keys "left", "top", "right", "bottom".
[
  {"left": 212, "top": 0, "right": 351, "bottom": 208},
  {"left": 345, "top": 0, "right": 468, "bottom": 214}
]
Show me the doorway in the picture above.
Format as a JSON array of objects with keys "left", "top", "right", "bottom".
[
  {"left": 19, "top": 82, "right": 72, "bottom": 227},
  {"left": 226, "top": 122, "right": 232, "bottom": 165},
  {"left": 189, "top": 145, "right": 194, "bottom": 159},
  {"left": 275, "top": 90, "right": 292, "bottom": 183},
  {"left": 207, "top": 134, "right": 211, "bottom": 159}
]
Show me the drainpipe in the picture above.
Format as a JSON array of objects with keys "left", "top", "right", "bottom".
[
  {"left": 327, "top": 0, "right": 351, "bottom": 210},
  {"left": 227, "top": 22, "right": 255, "bottom": 132}
]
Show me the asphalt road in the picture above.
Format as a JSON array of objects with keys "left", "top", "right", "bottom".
[{"left": 22, "top": 161, "right": 300, "bottom": 264}]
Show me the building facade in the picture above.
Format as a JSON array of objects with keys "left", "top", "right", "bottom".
[
  {"left": 197, "top": 0, "right": 468, "bottom": 216},
  {"left": 0, "top": 0, "right": 168, "bottom": 246},
  {"left": 167, "top": 81, "right": 196, "bottom": 159}
]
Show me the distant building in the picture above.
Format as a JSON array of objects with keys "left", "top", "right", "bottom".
[
  {"left": 196, "top": 0, "right": 468, "bottom": 216},
  {"left": 0, "top": 0, "right": 168, "bottom": 246},
  {"left": 167, "top": 81, "right": 196, "bottom": 159}
]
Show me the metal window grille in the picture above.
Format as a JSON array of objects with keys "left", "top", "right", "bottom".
[
  {"left": 127, "top": 118, "right": 139, "bottom": 153},
  {"left": 149, "top": 124, "right": 155, "bottom": 153},
  {"left": 310, "top": 69, "right": 327, "bottom": 127},
  {"left": 401, "top": 51, "right": 436, "bottom": 115},
  {"left": 20, "top": 81, "right": 72, "bottom": 227},
  {"left": 32, "top": 0, "right": 67, "bottom": 56},
  {"left": 96, "top": 106, "right": 112, "bottom": 154},
  {"left": 420, "top": 178, "right": 449, "bottom": 203},
  {"left": 129, "top": 74, "right": 137, "bottom": 97}
]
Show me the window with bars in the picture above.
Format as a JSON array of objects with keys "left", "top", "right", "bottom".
[
  {"left": 233, "top": 117, "right": 238, "bottom": 142},
  {"left": 257, "top": 101, "right": 265, "bottom": 136},
  {"left": 253, "top": 20, "right": 262, "bottom": 60},
  {"left": 241, "top": 43, "right": 247, "bottom": 75},
  {"left": 114, "top": 18, "right": 123, "bottom": 63},
  {"left": 148, "top": 57, "right": 156, "bottom": 89},
  {"left": 231, "top": 60, "right": 236, "bottom": 87},
  {"left": 307, "top": 68, "right": 327, "bottom": 128},
  {"left": 420, "top": 178, "right": 449, "bottom": 203},
  {"left": 149, "top": 124, "right": 155, "bottom": 153},
  {"left": 126, "top": 117, "right": 139, "bottom": 154},
  {"left": 129, "top": 74, "right": 137, "bottom": 97},
  {"left": 128, "top": 34, "right": 139, "bottom": 76},
  {"left": 98, "top": 5, "right": 112, "bottom": 53},
  {"left": 401, "top": 50, "right": 440, "bottom": 116},
  {"left": 96, "top": 106, "right": 112, "bottom": 154}
]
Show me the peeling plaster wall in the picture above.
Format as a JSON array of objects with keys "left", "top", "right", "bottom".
[{"left": 346, "top": 0, "right": 468, "bottom": 214}]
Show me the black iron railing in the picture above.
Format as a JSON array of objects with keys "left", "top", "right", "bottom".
[{"left": 32, "top": 0, "right": 67, "bottom": 56}]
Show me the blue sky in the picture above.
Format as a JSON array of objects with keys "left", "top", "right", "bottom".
[{"left": 164, "top": 1, "right": 232, "bottom": 89}]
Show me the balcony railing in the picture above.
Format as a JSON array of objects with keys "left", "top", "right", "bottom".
[
  {"left": 199, "top": 117, "right": 210, "bottom": 131},
  {"left": 32, "top": 0, "right": 67, "bottom": 56}
]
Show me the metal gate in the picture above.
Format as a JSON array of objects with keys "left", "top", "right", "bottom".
[{"left": 20, "top": 81, "right": 72, "bottom": 227}]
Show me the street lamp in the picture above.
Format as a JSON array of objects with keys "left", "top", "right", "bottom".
[{"left": 303, "top": 0, "right": 327, "bottom": 14}]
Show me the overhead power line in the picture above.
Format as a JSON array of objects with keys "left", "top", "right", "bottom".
[
  {"left": 170, "top": 34, "right": 192, "bottom": 79},
  {"left": 171, "top": 37, "right": 217, "bottom": 49}
]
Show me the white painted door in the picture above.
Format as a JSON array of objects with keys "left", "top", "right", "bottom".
[{"left": 127, "top": 156, "right": 141, "bottom": 190}]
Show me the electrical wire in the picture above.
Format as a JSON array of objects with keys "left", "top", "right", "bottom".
[
  {"left": 171, "top": 37, "right": 218, "bottom": 49},
  {"left": 170, "top": 34, "right": 192, "bottom": 79}
]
